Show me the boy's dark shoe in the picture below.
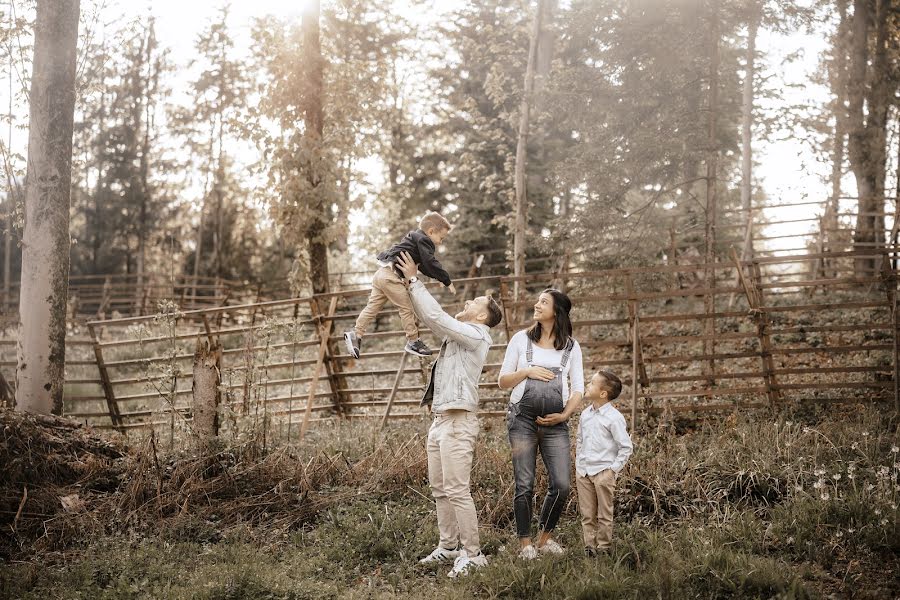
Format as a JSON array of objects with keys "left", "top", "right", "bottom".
[
  {"left": 405, "top": 339, "right": 433, "bottom": 357},
  {"left": 584, "top": 547, "right": 597, "bottom": 558},
  {"left": 344, "top": 331, "right": 361, "bottom": 359}
]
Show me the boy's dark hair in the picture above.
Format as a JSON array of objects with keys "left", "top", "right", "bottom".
[
  {"left": 597, "top": 370, "right": 623, "bottom": 400},
  {"left": 419, "top": 212, "right": 451, "bottom": 232},
  {"left": 485, "top": 296, "right": 503, "bottom": 328}
]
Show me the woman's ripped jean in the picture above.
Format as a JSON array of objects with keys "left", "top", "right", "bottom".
[{"left": 507, "top": 370, "right": 571, "bottom": 539}]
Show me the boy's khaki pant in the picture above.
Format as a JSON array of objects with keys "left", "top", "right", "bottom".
[
  {"left": 354, "top": 266, "right": 418, "bottom": 341},
  {"left": 576, "top": 469, "right": 616, "bottom": 550},
  {"left": 427, "top": 410, "right": 481, "bottom": 555}
]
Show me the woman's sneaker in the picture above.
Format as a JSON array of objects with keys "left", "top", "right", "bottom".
[
  {"left": 447, "top": 550, "right": 487, "bottom": 578},
  {"left": 518, "top": 545, "right": 539, "bottom": 560},
  {"left": 405, "top": 339, "right": 433, "bottom": 357},
  {"left": 419, "top": 546, "right": 460, "bottom": 564},
  {"left": 343, "top": 331, "right": 361, "bottom": 359},
  {"left": 538, "top": 539, "right": 565, "bottom": 555}
]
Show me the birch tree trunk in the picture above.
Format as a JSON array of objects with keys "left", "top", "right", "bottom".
[
  {"left": 703, "top": 0, "right": 719, "bottom": 384},
  {"left": 513, "top": 0, "right": 545, "bottom": 300},
  {"left": 739, "top": 12, "right": 758, "bottom": 262},
  {"left": 16, "top": 0, "right": 80, "bottom": 415},
  {"left": 303, "top": 0, "right": 330, "bottom": 295}
]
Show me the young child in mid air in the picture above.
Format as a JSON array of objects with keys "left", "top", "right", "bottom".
[
  {"left": 575, "top": 370, "right": 633, "bottom": 556},
  {"left": 344, "top": 212, "right": 456, "bottom": 359}
]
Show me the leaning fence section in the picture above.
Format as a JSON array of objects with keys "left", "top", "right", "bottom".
[{"left": 0, "top": 248, "right": 895, "bottom": 436}]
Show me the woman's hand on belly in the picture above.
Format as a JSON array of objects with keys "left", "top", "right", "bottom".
[
  {"left": 526, "top": 366, "right": 556, "bottom": 382},
  {"left": 535, "top": 412, "right": 566, "bottom": 426}
]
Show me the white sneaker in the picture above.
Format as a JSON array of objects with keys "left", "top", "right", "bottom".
[
  {"left": 518, "top": 545, "right": 539, "bottom": 560},
  {"left": 538, "top": 539, "right": 565, "bottom": 555},
  {"left": 448, "top": 550, "right": 488, "bottom": 578},
  {"left": 419, "top": 545, "right": 460, "bottom": 564}
]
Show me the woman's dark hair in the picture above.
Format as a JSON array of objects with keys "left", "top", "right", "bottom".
[{"left": 527, "top": 288, "right": 573, "bottom": 351}]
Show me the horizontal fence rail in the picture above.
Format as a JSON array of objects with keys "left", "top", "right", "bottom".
[{"left": 0, "top": 248, "right": 895, "bottom": 437}]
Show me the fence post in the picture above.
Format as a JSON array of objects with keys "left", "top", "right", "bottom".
[
  {"left": 730, "top": 249, "right": 781, "bottom": 407},
  {"left": 299, "top": 296, "right": 339, "bottom": 439},
  {"left": 624, "top": 273, "right": 648, "bottom": 431},
  {"left": 192, "top": 338, "right": 221, "bottom": 442},
  {"left": 87, "top": 322, "right": 124, "bottom": 434},
  {"left": 499, "top": 278, "right": 513, "bottom": 343},
  {"left": 379, "top": 352, "right": 409, "bottom": 431}
]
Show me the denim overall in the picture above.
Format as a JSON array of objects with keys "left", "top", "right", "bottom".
[{"left": 507, "top": 337, "right": 573, "bottom": 538}]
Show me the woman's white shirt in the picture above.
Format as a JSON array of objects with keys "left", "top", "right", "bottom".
[{"left": 499, "top": 330, "right": 585, "bottom": 404}]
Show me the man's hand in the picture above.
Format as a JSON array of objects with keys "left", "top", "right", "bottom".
[
  {"left": 447, "top": 283, "right": 457, "bottom": 295},
  {"left": 525, "top": 366, "right": 556, "bottom": 382},
  {"left": 396, "top": 251, "right": 418, "bottom": 281},
  {"left": 536, "top": 413, "right": 566, "bottom": 426}
]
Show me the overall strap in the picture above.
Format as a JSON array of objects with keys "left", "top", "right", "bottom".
[
  {"left": 559, "top": 338, "right": 574, "bottom": 369},
  {"left": 525, "top": 335, "right": 534, "bottom": 366}
]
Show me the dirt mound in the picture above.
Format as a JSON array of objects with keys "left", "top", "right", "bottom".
[{"left": 0, "top": 410, "right": 128, "bottom": 557}]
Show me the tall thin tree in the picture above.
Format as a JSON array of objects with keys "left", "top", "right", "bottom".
[
  {"left": 16, "top": 0, "right": 80, "bottom": 414},
  {"left": 302, "top": 0, "right": 330, "bottom": 295},
  {"left": 513, "top": 0, "right": 545, "bottom": 300}
]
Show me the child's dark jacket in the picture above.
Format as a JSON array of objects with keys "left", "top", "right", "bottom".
[{"left": 376, "top": 229, "right": 452, "bottom": 286}]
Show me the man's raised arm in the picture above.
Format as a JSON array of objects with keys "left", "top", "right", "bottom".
[{"left": 396, "top": 251, "right": 485, "bottom": 351}]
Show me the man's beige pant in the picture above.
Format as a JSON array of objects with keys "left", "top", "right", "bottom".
[
  {"left": 427, "top": 411, "right": 480, "bottom": 555},
  {"left": 354, "top": 266, "right": 418, "bottom": 341},
  {"left": 576, "top": 469, "right": 616, "bottom": 549}
]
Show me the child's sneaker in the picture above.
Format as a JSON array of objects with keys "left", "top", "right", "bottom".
[
  {"left": 343, "top": 331, "right": 361, "bottom": 359},
  {"left": 518, "top": 545, "right": 539, "bottom": 560},
  {"left": 538, "top": 539, "right": 565, "bottom": 555},
  {"left": 419, "top": 545, "right": 460, "bottom": 564},
  {"left": 405, "top": 339, "right": 433, "bottom": 357},
  {"left": 447, "top": 550, "right": 487, "bottom": 578}
]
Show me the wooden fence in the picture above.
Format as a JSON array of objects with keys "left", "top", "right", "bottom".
[{"left": 0, "top": 248, "right": 894, "bottom": 437}]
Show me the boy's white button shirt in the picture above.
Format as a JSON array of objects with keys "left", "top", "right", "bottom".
[{"left": 576, "top": 403, "right": 634, "bottom": 477}]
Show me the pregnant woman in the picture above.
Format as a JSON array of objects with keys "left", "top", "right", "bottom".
[{"left": 498, "top": 288, "right": 584, "bottom": 559}]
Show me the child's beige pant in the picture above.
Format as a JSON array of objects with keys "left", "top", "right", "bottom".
[
  {"left": 576, "top": 469, "right": 616, "bottom": 549},
  {"left": 427, "top": 410, "right": 481, "bottom": 555},
  {"left": 354, "top": 266, "right": 418, "bottom": 341}
]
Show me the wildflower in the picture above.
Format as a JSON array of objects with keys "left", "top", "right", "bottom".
[
  {"left": 794, "top": 485, "right": 803, "bottom": 493},
  {"left": 866, "top": 483, "right": 876, "bottom": 492},
  {"left": 814, "top": 468, "right": 826, "bottom": 477},
  {"left": 892, "top": 446, "right": 899, "bottom": 454},
  {"left": 892, "top": 503, "right": 897, "bottom": 510},
  {"left": 835, "top": 531, "right": 843, "bottom": 538},
  {"left": 878, "top": 467, "right": 889, "bottom": 478},
  {"left": 847, "top": 528, "right": 855, "bottom": 534},
  {"left": 820, "top": 492, "right": 830, "bottom": 501},
  {"left": 786, "top": 536, "right": 794, "bottom": 544},
  {"left": 875, "top": 508, "right": 882, "bottom": 515},
  {"left": 832, "top": 473, "right": 841, "bottom": 481},
  {"left": 851, "top": 442, "right": 859, "bottom": 450},
  {"left": 862, "top": 432, "right": 869, "bottom": 437},
  {"left": 881, "top": 518, "right": 889, "bottom": 526},
  {"left": 813, "top": 481, "right": 824, "bottom": 490},
  {"left": 848, "top": 473, "right": 855, "bottom": 480}
]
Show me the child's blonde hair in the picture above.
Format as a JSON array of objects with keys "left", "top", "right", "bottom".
[{"left": 419, "top": 212, "right": 451, "bottom": 233}]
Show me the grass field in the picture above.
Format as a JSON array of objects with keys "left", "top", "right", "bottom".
[{"left": 1, "top": 403, "right": 898, "bottom": 599}]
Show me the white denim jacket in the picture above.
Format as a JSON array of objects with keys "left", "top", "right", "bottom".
[{"left": 408, "top": 280, "right": 492, "bottom": 413}]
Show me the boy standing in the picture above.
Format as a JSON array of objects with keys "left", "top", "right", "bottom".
[
  {"left": 344, "top": 212, "right": 457, "bottom": 359},
  {"left": 575, "top": 370, "right": 633, "bottom": 556}
]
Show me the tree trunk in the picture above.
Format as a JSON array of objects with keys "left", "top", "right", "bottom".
[
  {"left": 192, "top": 339, "right": 221, "bottom": 442},
  {"left": 824, "top": 0, "right": 850, "bottom": 276},
  {"left": 739, "top": 12, "right": 758, "bottom": 261},
  {"left": 703, "top": 0, "right": 719, "bottom": 384},
  {"left": 513, "top": 0, "right": 545, "bottom": 300},
  {"left": 16, "top": 0, "right": 80, "bottom": 415},
  {"left": 848, "top": 0, "right": 889, "bottom": 275},
  {"left": 302, "top": 0, "right": 330, "bottom": 295}
]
